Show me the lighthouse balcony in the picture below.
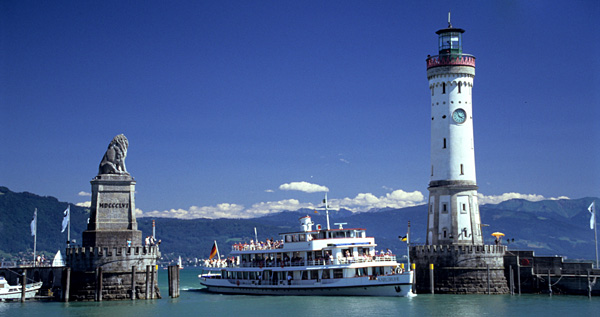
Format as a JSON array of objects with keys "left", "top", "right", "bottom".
[{"left": 427, "top": 54, "right": 475, "bottom": 69}]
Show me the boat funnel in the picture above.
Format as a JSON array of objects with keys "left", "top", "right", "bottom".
[{"left": 299, "top": 215, "right": 314, "bottom": 232}]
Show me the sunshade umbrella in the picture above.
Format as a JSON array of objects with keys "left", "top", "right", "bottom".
[{"left": 491, "top": 232, "right": 505, "bottom": 238}]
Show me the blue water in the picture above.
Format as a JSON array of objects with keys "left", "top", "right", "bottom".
[{"left": 2, "top": 268, "right": 600, "bottom": 317}]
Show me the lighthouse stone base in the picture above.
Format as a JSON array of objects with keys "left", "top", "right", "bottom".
[{"left": 411, "top": 244, "right": 509, "bottom": 294}]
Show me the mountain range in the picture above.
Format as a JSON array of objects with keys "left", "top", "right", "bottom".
[{"left": 1, "top": 186, "right": 597, "bottom": 263}]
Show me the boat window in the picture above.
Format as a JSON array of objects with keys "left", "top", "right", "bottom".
[
  {"left": 350, "top": 231, "right": 355, "bottom": 238},
  {"left": 333, "top": 269, "right": 344, "bottom": 279},
  {"left": 310, "top": 270, "right": 319, "bottom": 280},
  {"left": 285, "top": 235, "right": 292, "bottom": 243},
  {"left": 299, "top": 234, "right": 306, "bottom": 242},
  {"left": 243, "top": 272, "right": 249, "bottom": 279},
  {"left": 322, "top": 269, "right": 330, "bottom": 279},
  {"left": 301, "top": 271, "right": 308, "bottom": 280},
  {"left": 249, "top": 272, "right": 256, "bottom": 280}
]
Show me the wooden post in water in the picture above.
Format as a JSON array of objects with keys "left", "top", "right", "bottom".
[
  {"left": 486, "top": 264, "right": 490, "bottom": 295},
  {"left": 516, "top": 255, "right": 521, "bottom": 295},
  {"left": 168, "top": 265, "right": 172, "bottom": 297},
  {"left": 145, "top": 265, "right": 150, "bottom": 299},
  {"left": 63, "top": 267, "right": 71, "bottom": 302},
  {"left": 96, "top": 267, "right": 103, "bottom": 301},
  {"left": 21, "top": 269, "right": 27, "bottom": 302},
  {"left": 176, "top": 266, "right": 180, "bottom": 297},
  {"left": 548, "top": 269, "right": 552, "bottom": 297},
  {"left": 588, "top": 270, "right": 592, "bottom": 299},
  {"left": 509, "top": 266, "right": 514, "bottom": 295},
  {"left": 150, "top": 265, "right": 155, "bottom": 299},
  {"left": 131, "top": 266, "right": 136, "bottom": 300},
  {"left": 429, "top": 263, "right": 434, "bottom": 294}
]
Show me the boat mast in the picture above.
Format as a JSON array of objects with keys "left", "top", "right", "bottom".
[
  {"left": 32, "top": 208, "right": 37, "bottom": 265},
  {"left": 324, "top": 193, "right": 330, "bottom": 230}
]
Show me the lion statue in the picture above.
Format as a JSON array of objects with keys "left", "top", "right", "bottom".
[{"left": 98, "top": 134, "right": 129, "bottom": 175}]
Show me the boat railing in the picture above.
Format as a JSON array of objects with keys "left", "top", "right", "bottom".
[
  {"left": 229, "top": 255, "right": 397, "bottom": 268},
  {"left": 231, "top": 242, "right": 284, "bottom": 252}
]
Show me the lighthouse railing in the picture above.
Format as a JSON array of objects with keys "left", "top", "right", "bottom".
[{"left": 426, "top": 54, "right": 476, "bottom": 69}]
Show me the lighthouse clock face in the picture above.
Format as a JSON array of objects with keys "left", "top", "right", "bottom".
[{"left": 452, "top": 108, "right": 467, "bottom": 124}]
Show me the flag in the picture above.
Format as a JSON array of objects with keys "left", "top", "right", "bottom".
[
  {"left": 209, "top": 241, "right": 218, "bottom": 260},
  {"left": 61, "top": 206, "right": 70, "bottom": 233},
  {"left": 589, "top": 201, "right": 596, "bottom": 230},
  {"left": 399, "top": 235, "right": 407, "bottom": 242},
  {"left": 30, "top": 209, "right": 37, "bottom": 236}
]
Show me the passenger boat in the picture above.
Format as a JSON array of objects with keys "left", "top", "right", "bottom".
[
  {"left": 0, "top": 276, "right": 43, "bottom": 301},
  {"left": 199, "top": 198, "right": 414, "bottom": 297}
]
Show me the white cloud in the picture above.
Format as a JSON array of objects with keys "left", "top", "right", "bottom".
[
  {"left": 78, "top": 191, "right": 91, "bottom": 196},
  {"left": 333, "top": 189, "right": 425, "bottom": 212},
  {"left": 478, "top": 192, "right": 569, "bottom": 205},
  {"left": 339, "top": 158, "right": 350, "bottom": 164},
  {"left": 142, "top": 203, "right": 246, "bottom": 220},
  {"left": 279, "top": 181, "right": 329, "bottom": 193},
  {"left": 76, "top": 201, "right": 91, "bottom": 208},
  {"left": 264, "top": 189, "right": 275, "bottom": 193}
]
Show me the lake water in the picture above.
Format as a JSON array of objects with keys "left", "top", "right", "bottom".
[{"left": 2, "top": 268, "right": 600, "bottom": 316}]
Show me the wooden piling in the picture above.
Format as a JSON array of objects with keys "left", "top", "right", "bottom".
[
  {"left": 63, "top": 267, "right": 71, "bottom": 302},
  {"left": 516, "top": 256, "right": 521, "bottom": 295},
  {"left": 429, "top": 263, "right": 434, "bottom": 294},
  {"left": 150, "top": 265, "right": 155, "bottom": 299},
  {"left": 509, "top": 266, "right": 514, "bottom": 295},
  {"left": 486, "top": 264, "right": 490, "bottom": 295},
  {"left": 588, "top": 270, "right": 592, "bottom": 299},
  {"left": 95, "top": 267, "right": 103, "bottom": 301},
  {"left": 21, "top": 269, "right": 27, "bottom": 302},
  {"left": 131, "top": 266, "right": 136, "bottom": 300},
  {"left": 548, "top": 269, "right": 552, "bottom": 297},
  {"left": 145, "top": 265, "right": 150, "bottom": 299}
]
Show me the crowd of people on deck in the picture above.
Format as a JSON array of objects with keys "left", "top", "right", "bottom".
[{"left": 232, "top": 238, "right": 284, "bottom": 251}]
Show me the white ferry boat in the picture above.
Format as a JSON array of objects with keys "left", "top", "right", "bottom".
[{"left": 199, "top": 206, "right": 414, "bottom": 297}]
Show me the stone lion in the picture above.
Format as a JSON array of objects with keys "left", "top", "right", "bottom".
[{"left": 98, "top": 134, "right": 129, "bottom": 175}]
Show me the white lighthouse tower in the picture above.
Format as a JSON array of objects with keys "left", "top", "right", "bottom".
[{"left": 426, "top": 15, "right": 482, "bottom": 246}]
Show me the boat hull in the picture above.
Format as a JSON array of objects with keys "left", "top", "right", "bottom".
[
  {"left": 200, "top": 273, "right": 413, "bottom": 297},
  {"left": 0, "top": 282, "right": 42, "bottom": 301}
]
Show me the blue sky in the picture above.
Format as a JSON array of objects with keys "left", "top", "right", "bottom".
[{"left": 1, "top": 1, "right": 598, "bottom": 219}]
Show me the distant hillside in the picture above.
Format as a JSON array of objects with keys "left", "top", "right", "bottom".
[
  {"left": 1, "top": 186, "right": 598, "bottom": 262},
  {"left": 0, "top": 186, "right": 89, "bottom": 259}
]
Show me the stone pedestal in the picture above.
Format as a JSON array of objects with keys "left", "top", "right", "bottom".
[
  {"left": 67, "top": 170, "right": 160, "bottom": 301},
  {"left": 82, "top": 174, "right": 142, "bottom": 247},
  {"left": 411, "top": 244, "right": 509, "bottom": 294}
]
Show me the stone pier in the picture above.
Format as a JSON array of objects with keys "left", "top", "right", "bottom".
[{"left": 411, "top": 244, "right": 509, "bottom": 294}]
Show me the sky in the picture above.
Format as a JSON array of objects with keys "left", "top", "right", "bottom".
[{"left": 1, "top": 1, "right": 599, "bottom": 219}]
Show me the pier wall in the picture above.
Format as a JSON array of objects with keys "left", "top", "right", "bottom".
[
  {"left": 504, "top": 250, "right": 600, "bottom": 295},
  {"left": 411, "top": 244, "right": 509, "bottom": 294},
  {"left": 66, "top": 245, "right": 160, "bottom": 301}
]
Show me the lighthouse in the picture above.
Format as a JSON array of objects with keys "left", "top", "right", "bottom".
[
  {"left": 410, "top": 15, "right": 509, "bottom": 294},
  {"left": 425, "top": 15, "right": 482, "bottom": 246}
]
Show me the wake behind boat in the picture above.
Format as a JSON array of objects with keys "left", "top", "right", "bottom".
[{"left": 199, "top": 198, "right": 414, "bottom": 297}]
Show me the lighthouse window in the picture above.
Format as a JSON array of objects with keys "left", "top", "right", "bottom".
[
  {"left": 458, "top": 82, "right": 462, "bottom": 94},
  {"left": 460, "top": 164, "right": 464, "bottom": 175},
  {"left": 442, "top": 203, "right": 448, "bottom": 213},
  {"left": 443, "top": 138, "right": 446, "bottom": 148},
  {"left": 431, "top": 87, "right": 434, "bottom": 96},
  {"left": 442, "top": 83, "right": 446, "bottom": 94}
]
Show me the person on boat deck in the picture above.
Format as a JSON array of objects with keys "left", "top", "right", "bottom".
[{"left": 287, "top": 273, "right": 292, "bottom": 285}]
